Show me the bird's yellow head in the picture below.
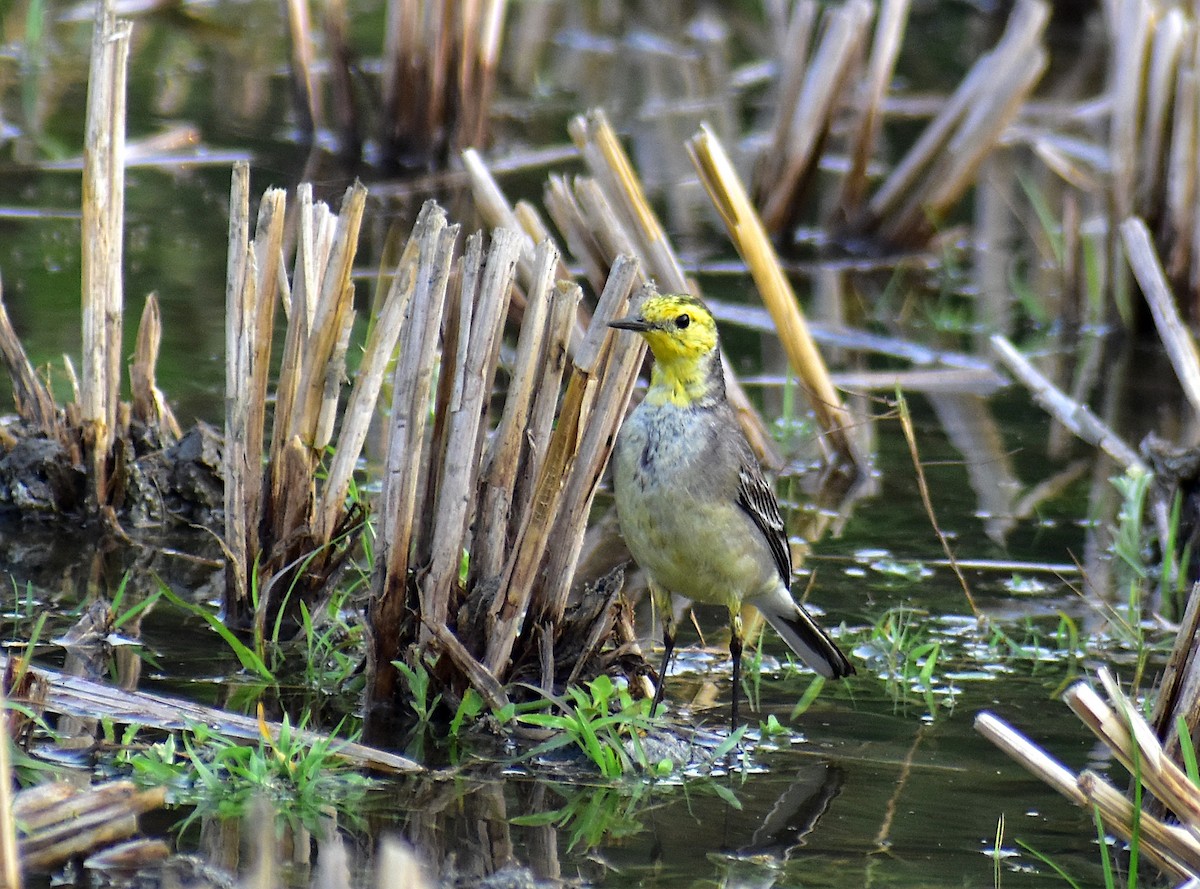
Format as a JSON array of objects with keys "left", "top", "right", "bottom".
[{"left": 609, "top": 293, "right": 724, "bottom": 407}]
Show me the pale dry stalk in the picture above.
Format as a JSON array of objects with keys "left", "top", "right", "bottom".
[
  {"left": 420, "top": 228, "right": 521, "bottom": 641},
  {"left": 80, "top": 0, "right": 132, "bottom": 508},
  {"left": 129, "top": 294, "right": 181, "bottom": 441},
  {"left": 471, "top": 240, "right": 560, "bottom": 584},
  {"left": 688, "top": 124, "right": 867, "bottom": 472},
  {"left": 757, "top": 0, "right": 874, "bottom": 233},
  {"left": 534, "top": 258, "right": 643, "bottom": 623},
  {"left": 483, "top": 261, "right": 641, "bottom": 675}
]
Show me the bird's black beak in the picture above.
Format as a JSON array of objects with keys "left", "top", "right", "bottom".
[{"left": 608, "top": 315, "right": 652, "bottom": 332}]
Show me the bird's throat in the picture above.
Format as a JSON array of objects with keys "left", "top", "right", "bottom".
[{"left": 645, "top": 352, "right": 723, "bottom": 408}]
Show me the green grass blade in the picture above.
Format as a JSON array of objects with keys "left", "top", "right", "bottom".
[{"left": 153, "top": 576, "right": 274, "bottom": 681}]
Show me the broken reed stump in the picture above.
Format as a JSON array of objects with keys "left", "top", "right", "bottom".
[
  {"left": 753, "top": 0, "right": 876, "bottom": 235},
  {"left": 849, "top": 0, "right": 1049, "bottom": 247},
  {"left": 364, "top": 230, "right": 648, "bottom": 741},
  {"left": 1106, "top": 0, "right": 1200, "bottom": 305},
  {"left": 281, "top": 0, "right": 508, "bottom": 166},
  {"left": 688, "top": 124, "right": 868, "bottom": 474},
  {"left": 222, "top": 163, "right": 433, "bottom": 631},
  {"left": 80, "top": 0, "right": 131, "bottom": 513},
  {"left": 0, "top": 0, "right": 214, "bottom": 526},
  {"left": 376, "top": 0, "right": 508, "bottom": 171},
  {"left": 977, "top": 669, "right": 1200, "bottom": 883},
  {"left": 745, "top": 0, "right": 1046, "bottom": 250}
]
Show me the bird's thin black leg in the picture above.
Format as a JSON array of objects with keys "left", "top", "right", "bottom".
[
  {"left": 651, "top": 628, "right": 675, "bottom": 719},
  {"left": 729, "top": 611, "right": 744, "bottom": 730},
  {"left": 650, "top": 584, "right": 676, "bottom": 718}
]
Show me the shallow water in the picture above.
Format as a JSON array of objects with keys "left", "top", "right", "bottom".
[{"left": 0, "top": 1, "right": 1177, "bottom": 886}]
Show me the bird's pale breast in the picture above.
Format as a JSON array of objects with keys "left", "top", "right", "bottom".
[{"left": 613, "top": 401, "right": 780, "bottom": 610}]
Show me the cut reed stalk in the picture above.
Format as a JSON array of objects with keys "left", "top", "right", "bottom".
[
  {"left": 481, "top": 267, "right": 641, "bottom": 675},
  {"left": 367, "top": 215, "right": 458, "bottom": 731},
  {"left": 533, "top": 258, "right": 645, "bottom": 624},
  {"left": 471, "top": 241, "right": 560, "bottom": 585},
  {"left": 282, "top": 0, "right": 320, "bottom": 140},
  {"left": 1068, "top": 674, "right": 1200, "bottom": 834},
  {"left": 881, "top": 46, "right": 1048, "bottom": 246},
  {"left": 129, "top": 295, "right": 181, "bottom": 442},
  {"left": 990, "top": 334, "right": 1147, "bottom": 472},
  {"left": 223, "top": 173, "right": 427, "bottom": 628},
  {"left": 1165, "top": 67, "right": 1198, "bottom": 281},
  {"left": 378, "top": 0, "right": 508, "bottom": 169},
  {"left": 1138, "top": 9, "right": 1186, "bottom": 218},
  {"left": 223, "top": 162, "right": 253, "bottom": 612},
  {"left": 688, "top": 124, "right": 867, "bottom": 473},
  {"left": 1110, "top": 0, "right": 1155, "bottom": 232},
  {"left": 1151, "top": 580, "right": 1200, "bottom": 768},
  {"left": 1122, "top": 216, "right": 1200, "bottom": 419},
  {"left": 362, "top": 214, "right": 648, "bottom": 735},
  {"left": 860, "top": 0, "right": 1048, "bottom": 247},
  {"left": 836, "top": 0, "right": 910, "bottom": 220},
  {"left": 977, "top": 670, "right": 1200, "bottom": 882},
  {"left": 756, "top": 0, "right": 874, "bottom": 233},
  {"left": 80, "top": 0, "right": 131, "bottom": 509},
  {"left": 0, "top": 276, "right": 60, "bottom": 440},
  {"left": 419, "top": 228, "right": 520, "bottom": 641},
  {"left": 757, "top": 0, "right": 818, "bottom": 198},
  {"left": 1078, "top": 770, "right": 1195, "bottom": 880}
]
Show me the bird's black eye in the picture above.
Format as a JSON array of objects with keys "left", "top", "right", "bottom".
[{"left": 675, "top": 313, "right": 690, "bottom": 329}]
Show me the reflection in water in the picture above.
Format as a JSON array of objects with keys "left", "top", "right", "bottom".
[{"left": 238, "top": 758, "right": 847, "bottom": 889}]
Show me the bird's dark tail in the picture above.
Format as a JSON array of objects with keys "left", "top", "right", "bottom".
[{"left": 761, "top": 605, "right": 854, "bottom": 679}]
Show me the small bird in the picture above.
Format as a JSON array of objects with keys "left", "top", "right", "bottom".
[{"left": 609, "top": 292, "right": 854, "bottom": 726}]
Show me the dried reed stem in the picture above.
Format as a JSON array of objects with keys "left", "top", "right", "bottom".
[
  {"left": 837, "top": 0, "right": 910, "bottom": 218},
  {"left": 757, "top": 0, "right": 818, "bottom": 199},
  {"left": 481, "top": 263, "right": 641, "bottom": 675},
  {"left": 1121, "top": 216, "right": 1200, "bottom": 419},
  {"left": 471, "top": 241, "right": 560, "bottom": 584},
  {"left": 975, "top": 711, "right": 1088, "bottom": 805},
  {"left": 534, "top": 259, "right": 644, "bottom": 623},
  {"left": 990, "top": 334, "right": 1147, "bottom": 472},
  {"left": 368, "top": 216, "right": 458, "bottom": 724},
  {"left": 688, "top": 124, "right": 866, "bottom": 472},
  {"left": 757, "top": 0, "right": 874, "bottom": 232},
  {"left": 865, "top": 0, "right": 1048, "bottom": 246},
  {"left": 283, "top": 0, "right": 320, "bottom": 138},
  {"left": 81, "top": 0, "right": 131, "bottom": 508},
  {"left": 1067, "top": 673, "right": 1200, "bottom": 834},
  {"left": 224, "top": 162, "right": 253, "bottom": 611},
  {"left": 1152, "top": 580, "right": 1200, "bottom": 766},
  {"left": 269, "top": 184, "right": 316, "bottom": 486},
  {"left": 977, "top": 710, "right": 1197, "bottom": 881},
  {"left": 0, "top": 276, "right": 59, "bottom": 438},
  {"left": 129, "top": 294, "right": 181, "bottom": 441},
  {"left": 884, "top": 45, "right": 1047, "bottom": 244},
  {"left": 294, "top": 182, "right": 367, "bottom": 450},
  {"left": 314, "top": 208, "right": 432, "bottom": 541},
  {"left": 1078, "top": 770, "right": 1195, "bottom": 880},
  {"left": 379, "top": 1, "right": 508, "bottom": 167},
  {"left": 1138, "top": 9, "right": 1186, "bottom": 216},
  {"left": 1165, "top": 67, "right": 1198, "bottom": 281},
  {"left": 1110, "top": 0, "right": 1154, "bottom": 231},
  {"left": 420, "top": 228, "right": 520, "bottom": 640}
]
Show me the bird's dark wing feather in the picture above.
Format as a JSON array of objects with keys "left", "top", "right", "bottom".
[{"left": 734, "top": 451, "right": 791, "bottom": 584}]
